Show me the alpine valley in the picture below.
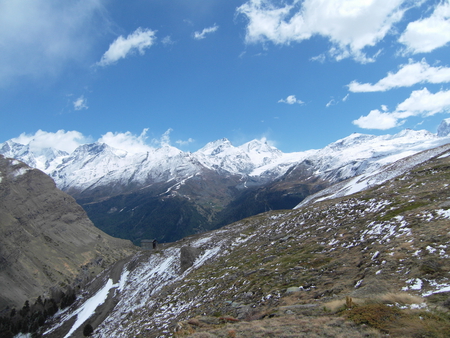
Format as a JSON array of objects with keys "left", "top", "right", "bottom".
[
  {"left": 1, "top": 120, "right": 450, "bottom": 337},
  {"left": 2, "top": 119, "right": 450, "bottom": 245}
]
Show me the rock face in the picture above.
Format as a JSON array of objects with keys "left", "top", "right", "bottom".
[
  {"left": 180, "top": 245, "right": 201, "bottom": 273},
  {"left": 0, "top": 155, "right": 135, "bottom": 310}
]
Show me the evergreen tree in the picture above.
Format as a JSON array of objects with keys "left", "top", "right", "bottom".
[{"left": 83, "top": 323, "right": 94, "bottom": 336}]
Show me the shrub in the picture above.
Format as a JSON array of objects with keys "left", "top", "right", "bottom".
[{"left": 345, "top": 303, "right": 401, "bottom": 331}]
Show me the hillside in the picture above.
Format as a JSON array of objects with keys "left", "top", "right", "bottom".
[
  {"left": 41, "top": 142, "right": 450, "bottom": 337},
  {"left": 0, "top": 155, "right": 136, "bottom": 311}
]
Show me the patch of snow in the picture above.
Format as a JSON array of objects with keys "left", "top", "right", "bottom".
[
  {"left": 438, "top": 152, "right": 450, "bottom": 159},
  {"left": 402, "top": 278, "right": 423, "bottom": 291},
  {"left": 117, "top": 269, "right": 129, "bottom": 293},
  {"left": 63, "top": 279, "right": 117, "bottom": 338},
  {"left": 371, "top": 251, "right": 380, "bottom": 261},
  {"left": 45, "top": 278, "right": 119, "bottom": 337},
  {"left": 328, "top": 238, "right": 339, "bottom": 246},
  {"left": 423, "top": 281, "right": 450, "bottom": 296},
  {"left": 11, "top": 167, "right": 31, "bottom": 178},
  {"left": 14, "top": 334, "right": 32, "bottom": 338},
  {"left": 426, "top": 246, "right": 436, "bottom": 254},
  {"left": 191, "top": 236, "right": 212, "bottom": 248},
  {"left": 436, "top": 209, "right": 450, "bottom": 219}
]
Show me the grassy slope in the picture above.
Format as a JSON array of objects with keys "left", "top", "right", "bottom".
[{"left": 171, "top": 149, "right": 450, "bottom": 337}]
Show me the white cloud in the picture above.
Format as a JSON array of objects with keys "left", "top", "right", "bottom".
[
  {"left": 342, "top": 94, "right": 350, "bottom": 102},
  {"left": 157, "top": 129, "right": 173, "bottom": 147},
  {"left": 310, "top": 54, "right": 326, "bottom": 63},
  {"left": 193, "top": 24, "right": 219, "bottom": 40},
  {"left": 349, "top": 59, "right": 450, "bottom": 92},
  {"left": 97, "top": 27, "right": 157, "bottom": 67},
  {"left": 0, "top": 0, "right": 108, "bottom": 86},
  {"left": 395, "top": 87, "right": 450, "bottom": 118},
  {"left": 98, "top": 129, "right": 154, "bottom": 153},
  {"left": 326, "top": 99, "right": 336, "bottom": 107},
  {"left": 352, "top": 109, "right": 401, "bottom": 129},
  {"left": 237, "top": 0, "right": 406, "bottom": 62},
  {"left": 73, "top": 96, "right": 88, "bottom": 110},
  {"left": 176, "top": 138, "right": 195, "bottom": 146},
  {"left": 12, "top": 130, "right": 87, "bottom": 153},
  {"left": 399, "top": 1, "right": 450, "bottom": 54},
  {"left": 162, "top": 36, "right": 175, "bottom": 45},
  {"left": 278, "top": 95, "right": 304, "bottom": 104},
  {"left": 353, "top": 88, "right": 450, "bottom": 129}
]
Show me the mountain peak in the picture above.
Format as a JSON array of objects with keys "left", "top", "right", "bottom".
[
  {"left": 437, "top": 118, "right": 450, "bottom": 137},
  {"left": 197, "top": 138, "right": 234, "bottom": 156}
]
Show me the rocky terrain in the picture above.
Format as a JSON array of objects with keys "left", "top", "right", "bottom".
[
  {"left": 0, "top": 155, "right": 136, "bottom": 312},
  {"left": 40, "top": 142, "right": 450, "bottom": 337}
]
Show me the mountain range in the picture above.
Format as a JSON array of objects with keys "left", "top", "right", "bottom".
[{"left": 2, "top": 119, "right": 450, "bottom": 244}]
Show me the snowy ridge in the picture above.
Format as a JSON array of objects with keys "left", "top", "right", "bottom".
[
  {"left": 296, "top": 142, "right": 450, "bottom": 208},
  {"left": 1, "top": 127, "right": 450, "bottom": 199}
]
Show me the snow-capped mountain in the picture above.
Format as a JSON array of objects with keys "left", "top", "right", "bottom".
[
  {"left": 2, "top": 128, "right": 448, "bottom": 200},
  {"left": 1, "top": 125, "right": 450, "bottom": 244},
  {"left": 0, "top": 140, "right": 68, "bottom": 172},
  {"left": 195, "top": 138, "right": 283, "bottom": 174}
]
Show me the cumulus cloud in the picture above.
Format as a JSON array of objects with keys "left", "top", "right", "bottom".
[
  {"left": 349, "top": 59, "right": 450, "bottom": 92},
  {"left": 0, "top": 0, "right": 108, "bottom": 87},
  {"left": 353, "top": 88, "right": 450, "bottom": 129},
  {"left": 399, "top": 1, "right": 450, "bottom": 54},
  {"left": 98, "top": 129, "right": 154, "bottom": 153},
  {"left": 193, "top": 24, "right": 219, "bottom": 40},
  {"left": 352, "top": 109, "right": 401, "bottom": 130},
  {"left": 12, "top": 130, "right": 88, "bottom": 153},
  {"left": 73, "top": 96, "right": 88, "bottom": 110},
  {"left": 395, "top": 87, "right": 450, "bottom": 117},
  {"left": 278, "top": 95, "right": 304, "bottom": 104},
  {"left": 237, "top": 0, "right": 406, "bottom": 62},
  {"left": 97, "top": 27, "right": 157, "bottom": 66}
]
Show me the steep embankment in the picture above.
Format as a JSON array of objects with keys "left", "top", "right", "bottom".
[
  {"left": 0, "top": 155, "right": 135, "bottom": 311},
  {"left": 42, "top": 143, "right": 450, "bottom": 337}
]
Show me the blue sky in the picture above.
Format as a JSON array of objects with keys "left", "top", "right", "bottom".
[{"left": 1, "top": 0, "right": 450, "bottom": 153}]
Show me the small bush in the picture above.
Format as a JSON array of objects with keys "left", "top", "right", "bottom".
[{"left": 345, "top": 303, "right": 401, "bottom": 331}]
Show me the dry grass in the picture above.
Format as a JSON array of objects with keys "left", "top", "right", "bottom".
[
  {"left": 323, "top": 297, "right": 363, "bottom": 312},
  {"left": 379, "top": 292, "right": 423, "bottom": 306},
  {"left": 181, "top": 315, "right": 381, "bottom": 338}
]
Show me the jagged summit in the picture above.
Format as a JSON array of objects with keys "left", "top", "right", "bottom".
[{"left": 198, "top": 138, "right": 234, "bottom": 155}]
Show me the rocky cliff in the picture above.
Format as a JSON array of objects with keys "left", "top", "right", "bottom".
[{"left": 0, "top": 155, "right": 135, "bottom": 311}]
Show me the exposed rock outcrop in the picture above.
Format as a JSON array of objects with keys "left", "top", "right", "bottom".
[{"left": 0, "top": 155, "right": 135, "bottom": 310}]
